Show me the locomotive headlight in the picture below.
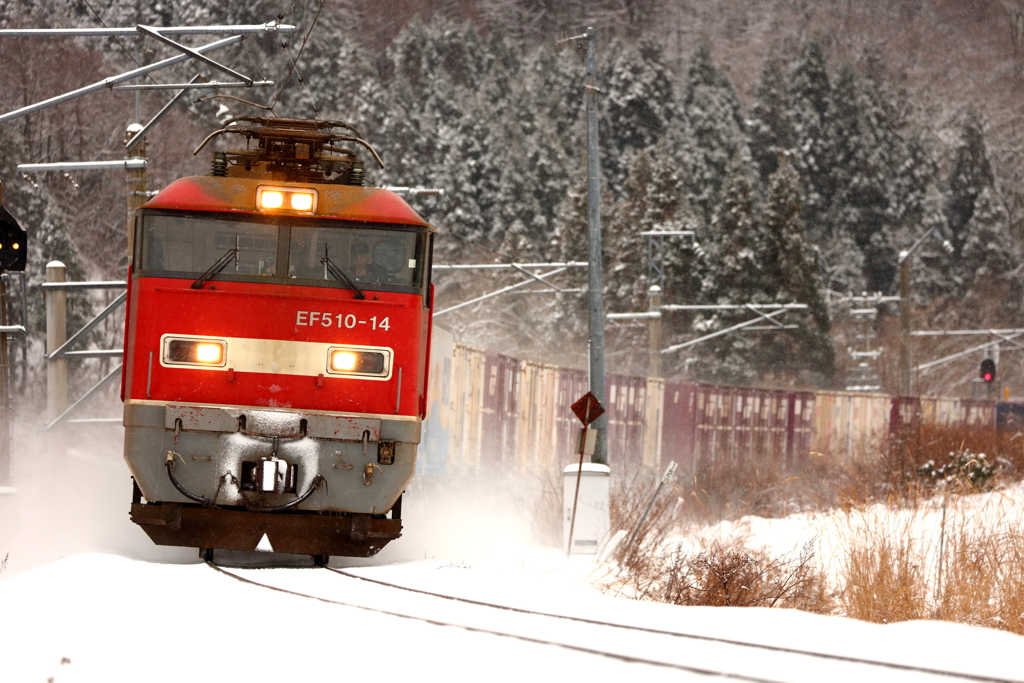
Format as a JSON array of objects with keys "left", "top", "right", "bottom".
[
  {"left": 194, "top": 342, "right": 224, "bottom": 364},
  {"left": 290, "top": 192, "right": 315, "bottom": 211},
  {"left": 331, "top": 350, "right": 358, "bottom": 371},
  {"left": 163, "top": 338, "right": 227, "bottom": 367},
  {"left": 259, "top": 190, "right": 284, "bottom": 209},
  {"left": 257, "top": 186, "right": 318, "bottom": 214},
  {"left": 327, "top": 347, "right": 390, "bottom": 377}
]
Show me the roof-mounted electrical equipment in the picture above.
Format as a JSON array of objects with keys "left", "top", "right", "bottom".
[{"left": 194, "top": 117, "right": 384, "bottom": 186}]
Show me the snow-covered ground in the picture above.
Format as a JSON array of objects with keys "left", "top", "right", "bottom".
[
  {"left": 3, "top": 434, "right": 1024, "bottom": 682},
  {"left": 4, "top": 552, "right": 1024, "bottom": 682}
]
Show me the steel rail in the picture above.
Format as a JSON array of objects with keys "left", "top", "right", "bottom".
[
  {"left": 321, "top": 566, "right": 1020, "bottom": 683},
  {"left": 206, "top": 563, "right": 783, "bottom": 682}
]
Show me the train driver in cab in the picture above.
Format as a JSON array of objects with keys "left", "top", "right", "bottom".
[{"left": 350, "top": 241, "right": 387, "bottom": 283}]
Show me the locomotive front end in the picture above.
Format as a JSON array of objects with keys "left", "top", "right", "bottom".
[{"left": 120, "top": 119, "right": 434, "bottom": 561}]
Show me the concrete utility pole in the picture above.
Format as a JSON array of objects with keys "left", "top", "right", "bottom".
[
  {"left": 648, "top": 285, "right": 662, "bottom": 378},
  {"left": 899, "top": 257, "right": 911, "bottom": 396},
  {"left": 584, "top": 26, "right": 608, "bottom": 467},
  {"left": 898, "top": 228, "right": 953, "bottom": 396},
  {"left": 46, "top": 262, "right": 67, "bottom": 456},
  {"left": 125, "top": 124, "right": 147, "bottom": 266}
]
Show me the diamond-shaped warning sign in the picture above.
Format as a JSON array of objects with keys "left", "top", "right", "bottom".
[{"left": 571, "top": 391, "right": 605, "bottom": 426}]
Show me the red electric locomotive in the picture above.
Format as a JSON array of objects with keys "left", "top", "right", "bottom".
[{"left": 121, "top": 117, "right": 434, "bottom": 563}]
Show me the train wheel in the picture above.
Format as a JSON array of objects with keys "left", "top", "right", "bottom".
[
  {"left": 200, "top": 547, "right": 214, "bottom": 563},
  {"left": 312, "top": 554, "right": 330, "bottom": 567}
]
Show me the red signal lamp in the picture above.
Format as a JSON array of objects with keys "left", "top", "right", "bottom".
[{"left": 981, "top": 358, "right": 996, "bottom": 383}]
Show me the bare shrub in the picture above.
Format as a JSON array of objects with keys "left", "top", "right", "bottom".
[
  {"left": 612, "top": 537, "right": 830, "bottom": 612},
  {"left": 610, "top": 471, "right": 685, "bottom": 573}
]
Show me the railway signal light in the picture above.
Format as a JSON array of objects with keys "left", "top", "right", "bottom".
[
  {"left": 981, "top": 358, "right": 996, "bottom": 383},
  {"left": 0, "top": 185, "right": 28, "bottom": 273}
]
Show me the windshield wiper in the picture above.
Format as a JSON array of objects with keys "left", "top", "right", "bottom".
[
  {"left": 192, "top": 235, "right": 238, "bottom": 289},
  {"left": 321, "top": 245, "right": 365, "bottom": 299}
]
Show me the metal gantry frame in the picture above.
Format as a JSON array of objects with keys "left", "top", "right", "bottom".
[
  {"left": 43, "top": 271, "right": 127, "bottom": 431},
  {"left": 638, "top": 229, "right": 697, "bottom": 292},
  {"left": 913, "top": 329, "right": 1024, "bottom": 373},
  {"left": 432, "top": 262, "right": 588, "bottom": 317},
  {"left": 898, "top": 227, "right": 954, "bottom": 394}
]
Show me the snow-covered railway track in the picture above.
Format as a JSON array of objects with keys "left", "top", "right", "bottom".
[{"left": 207, "top": 562, "right": 1021, "bottom": 683}]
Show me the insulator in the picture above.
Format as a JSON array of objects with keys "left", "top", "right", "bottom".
[
  {"left": 211, "top": 152, "right": 228, "bottom": 177},
  {"left": 348, "top": 161, "right": 365, "bottom": 187}
]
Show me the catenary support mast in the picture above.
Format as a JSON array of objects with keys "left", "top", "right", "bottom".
[{"left": 584, "top": 27, "right": 608, "bottom": 466}]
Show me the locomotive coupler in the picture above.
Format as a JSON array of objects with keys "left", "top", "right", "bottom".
[{"left": 241, "top": 456, "right": 297, "bottom": 494}]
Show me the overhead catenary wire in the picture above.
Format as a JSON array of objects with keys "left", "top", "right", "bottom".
[{"left": 269, "top": 0, "right": 327, "bottom": 114}]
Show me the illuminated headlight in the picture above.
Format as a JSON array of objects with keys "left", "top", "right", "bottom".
[
  {"left": 257, "top": 186, "right": 318, "bottom": 214},
  {"left": 164, "top": 338, "right": 227, "bottom": 367},
  {"left": 290, "top": 192, "right": 314, "bottom": 211},
  {"left": 327, "top": 347, "right": 390, "bottom": 377},
  {"left": 260, "top": 190, "right": 284, "bottom": 209}
]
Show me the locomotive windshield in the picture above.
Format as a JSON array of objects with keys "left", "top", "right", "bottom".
[{"left": 137, "top": 212, "right": 430, "bottom": 293}]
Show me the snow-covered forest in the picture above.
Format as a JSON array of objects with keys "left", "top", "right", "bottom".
[{"left": 1, "top": 0, "right": 1022, "bottom": 394}]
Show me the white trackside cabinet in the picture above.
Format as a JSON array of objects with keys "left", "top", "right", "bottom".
[{"left": 562, "top": 463, "right": 610, "bottom": 555}]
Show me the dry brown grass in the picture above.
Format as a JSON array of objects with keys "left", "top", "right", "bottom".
[
  {"left": 938, "top": 531, "right": 1024, "bottom": 632},
  {"left": 607, "top": 453, "right": 1024, "bottom": 636},
  {"left": 839, "top": 528, "right": 930, "bottom": 623}
]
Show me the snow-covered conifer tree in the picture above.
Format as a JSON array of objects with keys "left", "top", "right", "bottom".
[
  {"left": 603, "top": 39, "right": 676, "bottom": 192},
  {"left": 760, "top": 154, "right": 834, "bottom": 387},
  {"left": 828, "top": 63, "right": 895, "bottom": 293},
  {"left": 788, "top": 42, "right": 836, "bottom": 243},
  {"left": 678, "top": 44, "right": 746, "bottom": 226},
  {"left": 748, "top": 56, "right": 794, "bottom": 186},
  {"left": 960, "top": 186, "right": 1019, "bottom": 302},
  {"left": 946, "top": 112, "right": 995, "bottom": 256}
]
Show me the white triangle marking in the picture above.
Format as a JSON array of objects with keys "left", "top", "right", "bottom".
[{"left": 256, "top": 533, "right": 274, "bottom": 553}]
